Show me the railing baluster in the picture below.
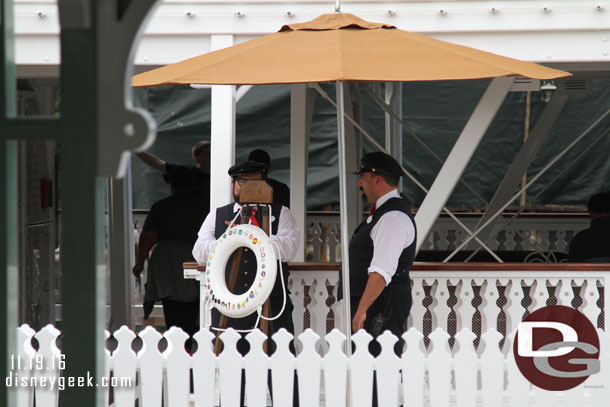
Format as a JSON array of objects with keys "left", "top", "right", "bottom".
[
  {"left": 112, "top": 326, "right": 137, "bottom": 407},
  {"left": 454, "top": 328, "right": 477, "bottom": 407},
  {"left": 430, "top": 278, "right": 451, "bottom": 332},
  {"left": 311, "top": 222, "right": 323, "bottom": 262},
  {"left": 480, "top": 329, "right": 504, "bottom": 407},
  {"left": 582, "top": 278, "right": 601, "bottom": 326},
  {"left": 138, "top": 326, "right": 163, "bottom": 407},
  {"left": 529, "top": 278, "right": 549, "bottom": 313},
  {"left": 375, "top": 332, "right": 401, "bottom": 407},
  {"left": 350, "top": 330, "right": 375, "bottom": 407},
  {"left": 323, "top": 330, "right": 347, "bottom": 407},
  {"left": 244, "top": 330, "right": 269, "bottom": 407},
  {"left": 505, "top": 332, "right": 531, "bottom": 407},
  {"left": 288, "top": 273, "right": 306, "bottom": 336},
  {"left": 505, "top": 278, "right": 525, "bottom": 335},
  {"left": 218, "top": 329, "right": 243, "bottom": 407},
  {"left": 192, "top": 329, "right": 216, "bottom": 407},
  {"left": 33, "top": 325, "right": 61, "bottom": 407},
  {"left": 402, "top": 329, "right": 425, "bottom": 407},
  {"left": 15, "top": 325, "right": 36, "bottom": 407},
  {"left": 409, "top": 278, "right": 426, "bottom": 333},
  {"left": 270, "top": 329, "right": 296, "bottom": 407},
  {"left": 296, "top": 329, "right": 322, "bottom": 407},
  {"left": 428, "top": 328, "right": 452, "bottom": 407},
  {"left": 328, "top": 223, "right": 339, "bottom": 262},
  {"left": 479, "top": 279, "right": 501, "bottom": 336},
  {"left": 163, "top": 327, "right": 191, "bottom": 407},
  {"left": 308, "top": 277, "right": 331, "bottom": 352}
]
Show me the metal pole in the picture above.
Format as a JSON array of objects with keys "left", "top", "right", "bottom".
[
  {"left": 336, "top": 81, "right": 352, "bottom": 353},
  {"left": 444, "top": 107, "right": 610, "bottom": 261}
]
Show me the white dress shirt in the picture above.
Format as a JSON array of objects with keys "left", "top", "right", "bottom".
[
  {"left": 367, "top": 189, "right": 416, "bottom": 285},
  {"left": 192, "top": 202, "right": 301, "bottom": 264}
]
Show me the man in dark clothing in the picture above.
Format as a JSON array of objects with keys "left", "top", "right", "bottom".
[
  {"left": 192, "top": 161, "right": 300, "bottom": 406},
  {"left": 135, "top": 140, "right": 211, "bottom": 214},
  {"left": 569, "top": 191, "right": 610, "bottom": 262},
  {"left": 248, "top": 148, "right": 291, "bottom": 208},
  {"left": 133, "top": 167, "right": 208, "bottom": 344},
  {"left": 192, "top": 161, "right": 300, "bottom": 346},
  {"left": 345, "top": 152, "right": 416, "bottom": 355}
]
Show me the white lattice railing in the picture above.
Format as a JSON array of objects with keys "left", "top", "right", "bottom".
[
  {"left": 12, "top": 323, "right": 610, "bottom": 407},
  {"left": 134, "top": 212, "right": 590, "bottom": 263},
  {"left": 287, "top": 263, "right": 609, "bottom": 342},
  {"left": 303, "top": 213, "right": 589, "bottom": 261}
]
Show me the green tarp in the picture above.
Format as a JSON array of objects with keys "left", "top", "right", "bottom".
[{"left": 132, "top": 79, "right": 610, "bottom": 211}]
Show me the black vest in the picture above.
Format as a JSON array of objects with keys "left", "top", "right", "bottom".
[
  {"left": 347, "top": 196, "right": 416, "bottom": 299},
  {"left": 214, "top": 203, "right": 289, "bottom": 299}
]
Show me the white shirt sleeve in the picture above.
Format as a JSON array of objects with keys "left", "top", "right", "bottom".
[
  {"left": 271, "top": 206, "right": 301, "bottom": 261},
  {"left": 368, "top": 211, "right": 416, "bottom": 285},
  {"left": 192, "top": 205, "right": 300, "bottom": 264},
  {"left": 192, "top": 210, "right": 217, "bottom": 265}
]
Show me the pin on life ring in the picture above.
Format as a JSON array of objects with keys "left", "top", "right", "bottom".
[{"left": 205, "top": 224, "right": 277, "bottom": 318}]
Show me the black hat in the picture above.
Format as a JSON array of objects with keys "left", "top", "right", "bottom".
[
  {"left": 354, "top": 152, "right": 403, "bottom": 178},
  {"left": 228, "top": 161, "right": 268, "bottom": 178}
]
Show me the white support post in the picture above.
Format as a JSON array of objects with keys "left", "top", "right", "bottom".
[
  {"left": 384, "top": 82, "right": 402, "bottom": 161},
  {"left": 108, "top": 159, "right": 135, "bottom": 330},
  {"left": 290, "top": 84, "right": 316, "bottom": 261},
  {"left": 210, "top": 35, "right": 236, "bottom": 210},
  {"left": 385, "top": 82, "right": 403, "bottom": 190},
  {"left": 415, "top": 77, "right": 513, "bottom": 250}
]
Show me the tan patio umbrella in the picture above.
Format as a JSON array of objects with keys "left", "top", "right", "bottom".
[
  {"left": 132, "top": 12, "right": 571, "bottom": 344},
  {"left": 133, "top": 13, "right": 570, "bottom": 87}
]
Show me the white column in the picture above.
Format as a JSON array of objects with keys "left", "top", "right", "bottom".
[
  {"left": 290, "top": 84, "right": 316, "bottom": 261},
  {"left": 415, "top": 77, "right": 513, "bottom": 249},
  {"left": 210, "top": 35, "right": 236, "bottom": 210},
  {"left": 384, "top": 82, "right": 402, "bottom": 161},
  {"left": 385, "top": 82, "right": 403, "bottom": 190}
]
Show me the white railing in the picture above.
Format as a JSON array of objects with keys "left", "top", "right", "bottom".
[
  {"left": 304, "top": 213, "right": 589, "bottom": 261},
  {"left": 13, "top": 324, "right": 610, "bottom": 407},
  {"left": 288, "top": 263, "right": 609, "bottom": 343},
  {"left": 134, "top": 212, "right": 590, "bottom": 263}
]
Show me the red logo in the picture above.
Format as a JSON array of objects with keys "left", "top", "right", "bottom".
[{"left": 513, "top": 305, "right": 600, "bottom": 391}]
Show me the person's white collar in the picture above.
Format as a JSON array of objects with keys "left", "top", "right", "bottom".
[
  {"left": 375, "top": 189, "right": 400, "bottom": 209},
  {"left": 233, "top": 202, "right": 242, "bottom": 212}
]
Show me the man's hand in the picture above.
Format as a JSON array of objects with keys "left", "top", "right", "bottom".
[
  {"left": 352, "top": 309, "right": 367, "bottom": 332},
  {"left": 132, "top": 263, "right": 144, "bottom": 278},
  {"left": 351, "top": 272, "right": 386, "bottom": 333}
]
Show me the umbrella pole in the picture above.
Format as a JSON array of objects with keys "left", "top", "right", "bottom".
[
  {"left": 336, "top": 80, "right": 354, "bottom": 407},
  {"left": 336, "top": 81, "right": 352, "bottom": 353}
]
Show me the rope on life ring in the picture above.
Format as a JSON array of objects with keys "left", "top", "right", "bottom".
[{"left": 205, "top": 223, "right": 277, "bottom": 318}]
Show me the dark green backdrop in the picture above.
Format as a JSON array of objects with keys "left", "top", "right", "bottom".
[{"left": 132, "top": 79, "right": 610, "bottom": 211}]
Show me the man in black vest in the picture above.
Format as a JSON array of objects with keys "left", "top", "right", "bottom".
[
  {"left": 349, "top": 152, "right": 417, "bottom": 355},
  {"left": 192, "top": 161, "right": 300, "bottom": 348}
]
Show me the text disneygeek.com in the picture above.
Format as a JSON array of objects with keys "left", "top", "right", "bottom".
[{"left": 6, "top": 372, "right": 133, "bottom": 390}]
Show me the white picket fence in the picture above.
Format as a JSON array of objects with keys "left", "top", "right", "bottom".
[{"left": 12, "top": 324, "right": 610, "bottom": 407}]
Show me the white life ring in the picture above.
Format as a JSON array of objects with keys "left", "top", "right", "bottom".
[{"left": 205, "top": 224, "right": 277, "bottom": 318}]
